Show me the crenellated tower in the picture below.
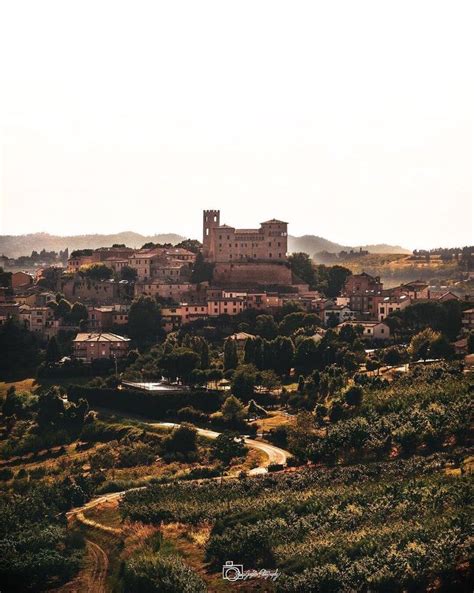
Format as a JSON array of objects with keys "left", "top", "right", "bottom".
[{"left": 202, "top": 209, "right": 220, "bottom": 259}]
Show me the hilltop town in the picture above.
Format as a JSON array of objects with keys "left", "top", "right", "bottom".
[
  {"left": 0, "top": 210, "right": 473, "bottom": 592},
  {"left": 1, "top": 209, "right": 473, "bottom": 364}
]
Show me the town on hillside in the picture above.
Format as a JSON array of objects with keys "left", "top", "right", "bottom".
[
  {"left": 0, "top": 210, "right": 473, "bottom": 593},
  {"left": 1, "top": 209, "right": 473, "bottom": 366}
]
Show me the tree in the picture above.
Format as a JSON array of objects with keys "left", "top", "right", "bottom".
[
  {"left": 0, "top": 267, "right": 12, "bottom": 288},
  {"left": 255, "top": 314, "right": 278, "bottom": 340},
  {"left": 258, "top": 369, "right": 280, "bottom": 391},
  {"left": 344, "top": 385, "right": 363, "bottom": 406},
  {"left": 429, "top": 333, "right": 455, "bottom": 360},
  {"left": 200, "top": 339, "right": 210, "bottom": 369},
  {"left": 407, "top": 328, "right": 453, "bottom": 361},
  {"left": 221, "top": 395, "right": 246, "bottom": 425},
  {"left": 408, "top": 328, "right": 437, "bottom": 361},
  {"left": 244, "top": 337, "right": 257, "bottom": 365},
  {"left": 328, "top": 400, "right": 344, "bottom": 422},
  {"left": 339, "top": 324, "right": 362, "bottom": 345},
  {"left": 0, "top": 319, "right": 41, "bottom": 378},
  {"left": 175, "top": 239, "right": 202, "bottom": 254},
  {"left": 120, "top": 265, "right": 138, "bottom": 282},
  {"left": 207, "top": 368, "right": 224, "bottom": 389},
  {"left": 164, "top": 423, "right": 198, "bottom": 453},
  {"left": 161, "top": 348, "right": 200, "bottom": 383},
  {"left": 36, "top": 387, "right": 66, "bottom": 429},
  {"left": 326, "top": 265, "right": 352, "bottom": 298},
  {"left": 294, "top": 337, "right": 320, "bottom": 375},
  {"left": 212, "top": 431, "right": 248, "bottom": 464},
  {"left": 69, "top": 302, "right": 88, "bottom": 324},
  {"left": 46, "top": 336, "right": 61, "bottom": 363},
  {"left": 56, "top": 298, "right": 72, "bottom": 320},
  {"left": 231, "top": 365, "right": 257, "bottom": 400},
  {"left": 273, "top": 336, "right": 295, "bottom": 375},
  {"left": 223, "top": 338, "right": 238, "bottom": 371},
  {"left": 288, "top": 252, "right": 315, "bottom": 287},
  {"left": 191, "top": 252, "right": 214, "bottom": 283},
  {"left": 83, "top": 263, "right": 113, "bottom": 281},
  {"left": 381, "top": 346, "right": 407, "bottom": 366},
  {"left": 128, "top": 296, "right": 162, "bottom": 345},
  {"left": 467, "top": 332, "right": 474, "bottom": 354}
]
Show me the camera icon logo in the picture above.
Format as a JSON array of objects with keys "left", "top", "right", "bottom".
[{"left": 222, "top": 561, "right": 244, "bottom": 581}]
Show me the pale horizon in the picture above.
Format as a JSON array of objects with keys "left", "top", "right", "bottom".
[{"left": 1, "top": 1, "right": 473, "bottom": 250}]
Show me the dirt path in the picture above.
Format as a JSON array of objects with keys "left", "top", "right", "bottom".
[
  {"left": 65, "top": 420, "right": 290, "bottom": 590},
  {"left": 85, "top": 539, "right": 109, "bottom": 593},
  {"left": 68, "top": 421, "right": 290, "bottom": 529},
  {"left": 49, "top": 538, "right": 109, "bottom": 593}
]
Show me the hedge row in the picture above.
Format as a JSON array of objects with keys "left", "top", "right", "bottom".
[{"left": 68, "top": 385, "right": 223, "bottom": 419}]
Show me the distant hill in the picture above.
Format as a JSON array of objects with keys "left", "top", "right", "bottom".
[
  {"left": 0, "top": 231, "right": 409, "bottom": 259},
  {"left": 0, "top": 232, "right": 187, "bottom": 258},
  {"left": 288, "top": 235, "right": 410, "bottom": 255}
]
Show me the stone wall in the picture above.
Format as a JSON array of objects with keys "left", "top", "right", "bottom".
[{"left": 213, "top": 262, "right": 293, "bottom": 286}]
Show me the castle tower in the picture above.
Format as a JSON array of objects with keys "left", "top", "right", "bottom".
[{"left": 202, "top": 209, "right": 220, "bottom": 259}]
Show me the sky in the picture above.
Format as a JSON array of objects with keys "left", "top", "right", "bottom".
[{"left": 0, "top": 1, "right": 472, "bottom": 250}]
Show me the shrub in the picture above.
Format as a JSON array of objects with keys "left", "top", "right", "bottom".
[
  {"left": 0, "top": 467, "right": 14, "bottom": 481},
  {"left": 124, "top": 551, "right": 206, "bottom": 593}
]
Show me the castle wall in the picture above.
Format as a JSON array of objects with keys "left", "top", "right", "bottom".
[{"left": 213, "top": 262, "right": 293, "bottom": 286}]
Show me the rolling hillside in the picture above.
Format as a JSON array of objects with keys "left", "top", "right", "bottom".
[{"left": 0, "top": 231, "right": 409, "bottom": 258}]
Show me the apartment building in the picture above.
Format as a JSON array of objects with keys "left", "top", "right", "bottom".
[{"left": 73, "top": 332, "right": 130, "bottom": 362}]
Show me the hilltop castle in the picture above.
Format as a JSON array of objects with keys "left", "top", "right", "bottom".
[{"left": 202, "top": 210, "right": 292, "bottom": 285}]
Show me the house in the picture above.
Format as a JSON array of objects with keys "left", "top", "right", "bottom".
[
  {"left": 134, "top": 281, "right": 201, "bottom": 303},
  {"left": 342, "top": 272, "right": 384, "bottom": 319},
  {"left": 378, "top": 295, "right": 411, "bottom": 321},
  {"left": 73, "top": 332, "right": 130, "bottom": 362},
  {"left": 340, "top": 320, "right": 391, "bottom": 341},
  {"left": 12, "top": 271, "right": 34, "bottom": 289},
  {"left": 462, "top": 308, "right": 474, "bottom": 332},
  {"left": 429, "top": 290, "right": 460, "bottom": 302},
  {"left": 323, "top": 304, "right": 356, "bottom": 326},
  {"left": 399, "top": 281, "right": 429, "bottom": 300},
  {"left": 207, "top": 297, "right": 245, "bottom": 317},
  {"left": 21, "top": 306, "right": 55, "bottom": 334},
  {"left": 161, "top": 303, "right": 208, "bottom": 331},
  {"left": 228, "top": 331, "right": 256, "bottom": 351},
  {"left": 0, "top": 302, "right": 20, "bottom": 320},
  {"left": 88, "top": 305, "right": 129, "bottom": 330}
]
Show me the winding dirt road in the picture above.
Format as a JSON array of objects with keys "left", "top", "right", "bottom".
[
  {"left": 68, "top": 422, "right": 290, "bottom": 521},
  {"left": 66, "top": 421, "right": 290, "bottom": 590},
  {"left": 85, "top": 540, "right": 109, "bottom": 593}
]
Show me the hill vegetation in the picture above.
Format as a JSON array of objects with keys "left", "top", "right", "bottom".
[{"left": 0, "top": 231, "right": 409, "bottom": 258}]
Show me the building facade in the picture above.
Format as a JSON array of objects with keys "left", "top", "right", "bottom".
[{"left": 73, "top": 332, "right": 130, "bottom": 362}]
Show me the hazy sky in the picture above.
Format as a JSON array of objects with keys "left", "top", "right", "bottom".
[{"left": 0, "top": 1, "right": 472, "bottom": 249}]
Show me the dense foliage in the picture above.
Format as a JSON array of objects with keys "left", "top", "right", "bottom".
[{"left": 120, "top": 453, "right": 472, "bottom": 592}]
